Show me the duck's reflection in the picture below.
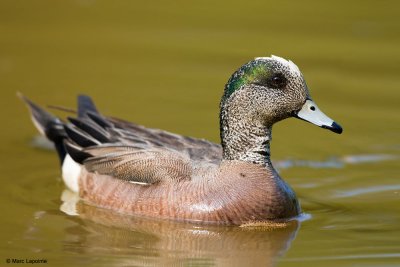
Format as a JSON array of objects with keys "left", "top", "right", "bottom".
[{"left": 61, "top": 189, "right": 301, "bottom": 267}]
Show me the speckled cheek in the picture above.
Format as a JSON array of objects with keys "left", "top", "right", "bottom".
[{"left": 285, "top": 81, "right": 308, "bottom": 109}]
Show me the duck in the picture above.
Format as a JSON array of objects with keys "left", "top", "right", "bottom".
[{"left": 20, "top": 55, "right": 342, "bottom": 225}]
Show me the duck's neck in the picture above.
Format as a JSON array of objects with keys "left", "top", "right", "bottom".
[{"left": 220, "top": 106, "right": 272, "bottom": 166}]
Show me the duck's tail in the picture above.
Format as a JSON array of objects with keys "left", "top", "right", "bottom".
[
  {"left": 18, "top": 92, "right": 69, "bottom": 164},
  {"left": 19, "top": 92, "right": 110, "bottom": 193},
  {"left": 17, "top": 92, "right": 99, "bottom": 165}
]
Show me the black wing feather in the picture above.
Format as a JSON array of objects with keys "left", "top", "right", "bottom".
[
  {"left": 87, "top": 111, "right": 113, "bottom": 129},
  {"left": 68, "top": 117, "right": 110, "bottom": 143},
  {"left": 64, "top": 124, "right": 100, "bottom": 147},
  {"left": 77, "top": 95, "right": 98, "bottom": 118}
]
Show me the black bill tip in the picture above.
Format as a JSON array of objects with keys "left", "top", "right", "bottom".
[{"left": 322, "top": 121, "right": 343, "bottom": 134}]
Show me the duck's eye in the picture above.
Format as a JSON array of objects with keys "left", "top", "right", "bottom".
[{"left": 268, "top": 73, "right": 287, "bottom": 89}]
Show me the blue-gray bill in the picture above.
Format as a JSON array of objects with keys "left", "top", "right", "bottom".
[{"left": 294, "top": 99, "right": 343, "bottom": 134}]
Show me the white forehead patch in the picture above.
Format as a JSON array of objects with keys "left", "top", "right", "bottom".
[{"left": 255, "top": 55, "right": 301, "bottom": 76}]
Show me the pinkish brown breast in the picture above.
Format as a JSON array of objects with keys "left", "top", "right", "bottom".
[{"left": 78, "top": 161, "right": 300, "bottom": 225}]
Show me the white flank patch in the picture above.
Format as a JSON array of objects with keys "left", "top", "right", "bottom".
[
  {"left": 255, "top": 55, "right": 301, "bottom": 76},
  {"left": 62, "top": 154, "right": 81, "bottom": 193}
]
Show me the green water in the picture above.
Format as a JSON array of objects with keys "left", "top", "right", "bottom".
[{"left": 1, "top": 0, "right": 399, "bottom": 266}]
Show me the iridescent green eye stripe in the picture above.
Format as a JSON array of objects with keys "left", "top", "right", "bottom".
[{"left": 224, "top": 61, "right": 271, "bottom": 98}]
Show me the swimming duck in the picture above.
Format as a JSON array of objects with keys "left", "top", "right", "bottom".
[{"left": 20, "top": 55, "right": 342, "bottom": 225}]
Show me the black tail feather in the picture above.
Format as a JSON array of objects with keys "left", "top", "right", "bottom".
[
  {"left": 18, "top": 92, "right": 67, "bottom": 163},
  {"left": 20, "top": 93, "right": 114, "bottom": 164}
]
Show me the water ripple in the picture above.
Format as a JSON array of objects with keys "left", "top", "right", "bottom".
[
  {"left": 335, "top": 184, "right": 400, "bottom": 198},
  {"left": 282, "top": 253, "right": 400, "bottom": 261},
  {"left": 275, "top": 154, "right": 399, "bottom": 170}
]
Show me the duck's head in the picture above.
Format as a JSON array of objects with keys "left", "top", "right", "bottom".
[{"left": 220, "top": 55, "right": 342, "bottom": 134}]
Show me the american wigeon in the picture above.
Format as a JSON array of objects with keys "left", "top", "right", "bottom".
[{"left": 20, "top": 55, "right": 342, "bottom": 225}]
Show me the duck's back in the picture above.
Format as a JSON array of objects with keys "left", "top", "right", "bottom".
[{"left": 109, "top": 117, "right": 222, "bottom": 164}]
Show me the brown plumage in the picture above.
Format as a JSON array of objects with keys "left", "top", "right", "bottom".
[
  {"left": 79, "top": 161, "right": 299, "bottom": 225},
  {"left": 20, "top": 55, "right": 342, "bottom": 225}
]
